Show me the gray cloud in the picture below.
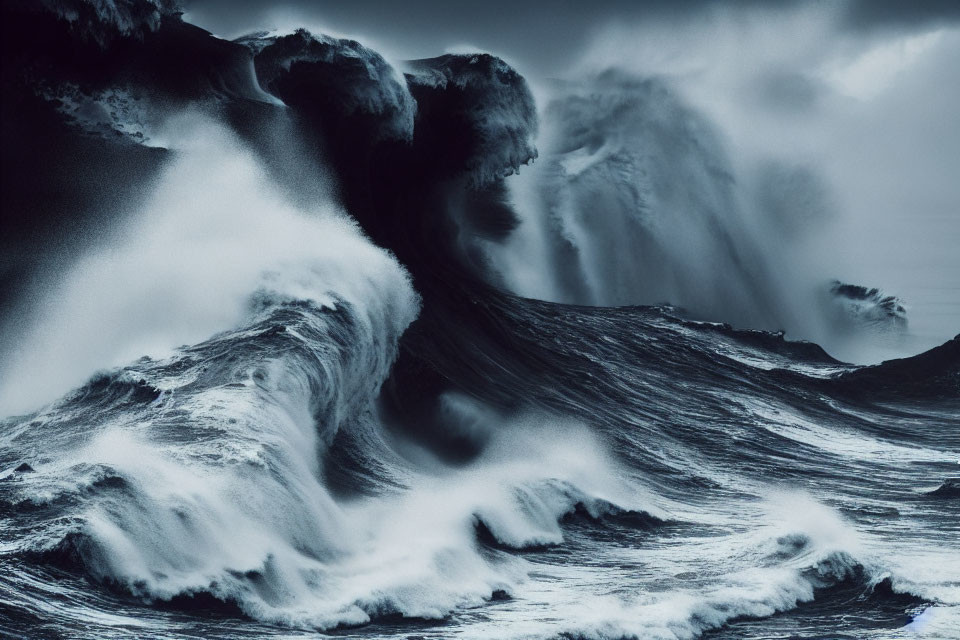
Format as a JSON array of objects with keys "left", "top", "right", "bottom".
[
  {"left": 844, "top": 0, "right": 960, "bottom": 32},
  {"left": 179, "top": 0, "right": 806, "bottom": 73}
]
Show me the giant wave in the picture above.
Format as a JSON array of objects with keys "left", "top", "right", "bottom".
[{"left": 1, "top": 2, "right": 958, "bottom": 639}]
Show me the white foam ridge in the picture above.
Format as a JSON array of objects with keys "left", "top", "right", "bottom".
[{"left": 0, "top": 114, "right": 413, "bottom": 416}]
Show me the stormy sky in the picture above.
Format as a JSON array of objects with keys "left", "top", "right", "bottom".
[{"left": 180, "top": 0, "right": 960, "bottom": 72}]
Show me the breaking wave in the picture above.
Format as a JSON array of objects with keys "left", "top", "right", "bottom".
[{"left": 1, "top": 4, "right": 958, "bottom": 639}]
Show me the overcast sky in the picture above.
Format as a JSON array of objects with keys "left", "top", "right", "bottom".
[{"left": 180, "top": 1, "right": 960, "bottom": 73}]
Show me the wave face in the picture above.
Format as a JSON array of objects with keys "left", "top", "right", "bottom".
[
  {"left": 482, "top": 71, "right": 933, "bottom": 364},
  {"left": 1, "top": 5, "right": 959, "bottom": 640},
  {"left": 491, "top": 74, "right": 773, "bottom": 316}
]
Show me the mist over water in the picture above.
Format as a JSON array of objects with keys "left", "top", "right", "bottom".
[
  {"left": 483, "top": 9, "right": 960, "bottom": 364},
  {"left": 578, "top": 9, "right": 960, "bottom": 361}
]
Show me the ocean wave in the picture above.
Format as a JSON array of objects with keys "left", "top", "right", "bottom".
[
  {"left": 6, "top": 390, "right": 663, "bottom": 630},
  {"left": 1, "top": 7, "right": 957, "bottom": 639}
]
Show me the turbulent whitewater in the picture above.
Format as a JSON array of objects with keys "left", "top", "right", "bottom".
[{"left": 1, "top": 2, "right": 958, "bottom": 639}]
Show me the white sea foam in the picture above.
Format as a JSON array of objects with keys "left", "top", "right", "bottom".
[{"left": 0, "top": 113, "right": 415, "bottom": 417}]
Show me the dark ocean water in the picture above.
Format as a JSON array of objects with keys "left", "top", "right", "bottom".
[
  {"left": 1, "top": 3, "right": 958, "bottom": 639},
  {"left": 2, "top": 294, "right": 958, "bottom": 639}
]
